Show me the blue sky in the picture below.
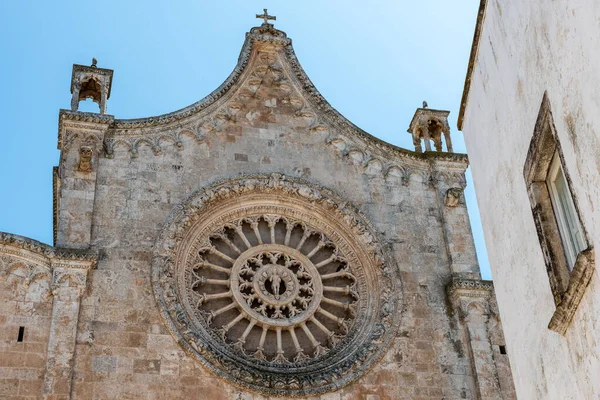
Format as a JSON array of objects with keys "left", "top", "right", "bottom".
[{"left": 0, "top": 1, "right": 490, "bottom": 278}]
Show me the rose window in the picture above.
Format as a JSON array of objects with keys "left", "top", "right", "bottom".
[
  {"left": 153, "top": 175, "right": 399, "bottom": 396},
  {"left": 188, "top": 217, "right": 358, "bottom": 363}
]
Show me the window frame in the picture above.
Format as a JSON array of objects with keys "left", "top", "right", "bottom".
[
  {"left": 523, "top": 92, "right": 594, "bottom": 335},
  {"left": 546, "top": 151, "right": 586, "bottom": 270}
]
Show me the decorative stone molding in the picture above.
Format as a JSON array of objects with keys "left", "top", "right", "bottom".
[
  {"left": 57, "top": 110, "right": 114, "bottom": 151},
  {"left": 447, "top": 278, "right": 493, "bottom": 294},
  {"left": 103, "top": 126, "right": 205, "bottom": 159},
  {"left": 152, "top": 174, "right": 401, "bottom": 396},
  {"left": 50, "top": 263, "right": 93, "bottom": 299},
  {"left": 0, "top": 232, "right": 97, "bottom": 297},
  {"left": 447, "top": 278, "right": 494, "bottom": 316},
  {"left": 548, "top": 247, "right": 595, "bottom": 335},
  {"left": 77, "top": 146, "right": 94, "bottom": 172},
  {"left": 0, "top": 232, "right": 98, "bottom": 262},
  {"left": 0, "top": 255, "right": 50, "bottom": 289},
  {"left": 445, "top": 187, "right": 465, "bottom": 207}
]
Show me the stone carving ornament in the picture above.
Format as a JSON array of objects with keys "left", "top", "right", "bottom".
[{"left": 152, "top": 174, "right": 401, "bottom": 396}]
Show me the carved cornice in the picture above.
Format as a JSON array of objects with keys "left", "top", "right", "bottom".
[
  {"left": 0, "top": 232, "right": 96, "bottom": 296},
  {"left": 457, "top": 0, "right": 488, "bottom": 130},
  {"left": 548, "top": 247, "right": 595, "bottom": 335},
  {"left": 58, "top": 110, "right": 114, "bottom": 150},
  {"left": 447, "top": 278, "right": 495, "bottom": 318},
  {"left": 0, "top": 232, "right": 97, "bottom": 262},
  {"left": 447, "top": 278, "right": 494, "bottom": 297}
]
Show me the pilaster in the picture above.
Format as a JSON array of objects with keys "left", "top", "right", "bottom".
[
  {"left": 448, "top": 278, "right": 503, "bottom": 400},
  {"left": 42, "top": 258, "right": 95, "bottom": 399},
  {"left": 431, "top": 159, "right": 480, "bottom": 278},
  {"left": 55, "top": 110, "right": 113, "bottom": 249}
]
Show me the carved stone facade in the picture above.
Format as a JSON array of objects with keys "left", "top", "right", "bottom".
[{"left": 1, "top": 16, "right": 514, "bottom": 400}]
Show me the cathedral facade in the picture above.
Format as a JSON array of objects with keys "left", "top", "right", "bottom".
[{"left": 0, "top": 15, "right": 514, "bottom": 399}]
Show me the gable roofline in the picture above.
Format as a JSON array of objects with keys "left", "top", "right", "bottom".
[
  {"left": 59, "top": 23, "right": 469, "bottom": 165},
  {"left": 457, "top": 0, "right": 488, "bottom": 131},
  {"left": 0, "top": 231, "right": 98, "bottom": 262}
]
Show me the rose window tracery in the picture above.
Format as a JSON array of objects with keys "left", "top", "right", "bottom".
[
  {"left": 188, "top": 218, "right": 358, "bottom": 363},
  {"left": 153, "top": 175, "right": 399, "bottom": 396}
]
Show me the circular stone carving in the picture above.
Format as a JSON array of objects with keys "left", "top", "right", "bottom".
[
  {"left": 230, "top": 244, "right": 323, "bottom": 328},
  {"left": 152, "top": 174, "right": 400, "bottom": 396}
]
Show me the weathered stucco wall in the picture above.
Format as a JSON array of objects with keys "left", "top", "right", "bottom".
[{"left": 461, "top": 1, "right": 600, "bottom": 398}]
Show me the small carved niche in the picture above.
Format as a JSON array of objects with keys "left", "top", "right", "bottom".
[
  {"left": 78, "top": 77, "right": 102, "bottom": 105},
  {"left": 445, "top": 187, "right": 464, "bottom": 207},
  {"left": 77, "top": 146, "right": 94, "bottom": 173}
]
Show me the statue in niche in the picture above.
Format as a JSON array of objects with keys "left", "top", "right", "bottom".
[
  {"left": 77, "top": 146, "right": 93, "bottom": 173},
  {"left": 445, "top": 187, "right": 464, "bottom": 207}
]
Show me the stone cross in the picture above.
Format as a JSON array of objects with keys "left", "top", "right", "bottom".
[{"left": 256, "top": 9, "right": 276, "bottom": 25}]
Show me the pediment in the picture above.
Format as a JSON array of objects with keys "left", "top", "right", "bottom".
[{"left": 59, "top": 24, "right": 467, "bottom": 178}]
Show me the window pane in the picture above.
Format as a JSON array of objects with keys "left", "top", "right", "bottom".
[
  {"left": 547, "top": 153, "right": 585, "bottom": 270},
  {"left": 556, "top": 164, "right": 586, "bottom": 253}
]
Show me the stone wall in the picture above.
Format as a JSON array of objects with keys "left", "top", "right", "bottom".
[
  {"left": 461, "top": 0, "right": 600, "bottom": 398},
  {"left": 0, "top": 234, "right": 96, "bottom": 399},
  {"left": 0, "top": 255, "right": 52, "bottom": 398},
  {"left": 66, "top": 112, "right": 479, "bottom": 399}
]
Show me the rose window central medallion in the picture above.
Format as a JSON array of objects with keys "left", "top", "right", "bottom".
[
  {"left": 231, "top": 244, "right": 322, "bottom": 326},
  {"left": 153, "top": 175, "right": 399, "bottom": 396}
]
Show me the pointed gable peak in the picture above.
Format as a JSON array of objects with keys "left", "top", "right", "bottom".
[
  {"left": 246, "top": 20, "right": 291, "bottom": 48},
  {"left": 74, "top": 13, "right": 466, "bottom": 167}
]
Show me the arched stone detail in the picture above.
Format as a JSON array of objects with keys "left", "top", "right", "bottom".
[
  {"left": 346, "top": 149, "right": 365, "bottom": 165},
  {"left": 364, "top": 158, "right": 384, "bottom": 175},
  {"left": 152, "top": 174, "right": 401, "bottom": 396},
  {"left": 385, "top": 165, "right": 411, "bottom": 186}
]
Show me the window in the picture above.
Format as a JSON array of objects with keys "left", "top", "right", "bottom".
[
  {"left": 546, "top": 152, "right": 586, "bottom": 270},
  {"left": 523, "top": 92, "right": 594, "bottom": 335}
]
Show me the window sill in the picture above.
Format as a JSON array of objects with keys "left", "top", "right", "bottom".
[{"left": 548, "top": 247, "right": 595, "bottom": 335}]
